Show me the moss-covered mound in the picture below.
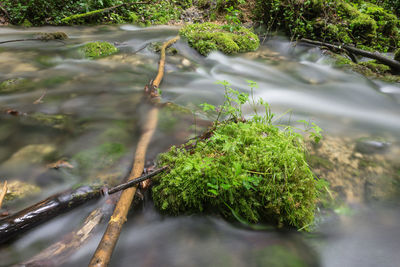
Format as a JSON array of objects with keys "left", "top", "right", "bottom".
[
  {"left": 179, "top": 22, "right": 260, "bottom": 56},
  {"left": 82, "top": 41, "right": 118, "bottom": 59},
  {"left": 152, "top": 120, "right": 317, "bottom": 230},
  {"left": 254, "top": 0, "right": 400, "bottom": 52}
]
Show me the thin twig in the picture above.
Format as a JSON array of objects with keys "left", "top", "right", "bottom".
[
  {"left": 33, "top": 89, "right": 47, "bottom": 104},
  {"left": 107, "top": 166, "right": 167, "bottom": 194}
]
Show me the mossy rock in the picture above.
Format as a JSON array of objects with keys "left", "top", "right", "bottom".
[
  {"left": 82, "top": 41, "right": 118, "bottom": 59},
  {"left": 152, "top": 120, "right": 318, "bottom": 230},
  {"left": 179, "top": 22, "right": 260, "bottom": 56},
  {"left": 4, "top": 180, "right": 41, "bottom": 202},
  {"left": 0, "top": 78, "right": 27, "bottom": 93},
  {"left": 330, "top": 53, "right": 400, "bottom": 82}
]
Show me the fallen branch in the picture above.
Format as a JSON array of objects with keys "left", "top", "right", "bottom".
[
  {"left": 0, "top": 167, "right": 166, "bottom": 245},
  {"left": 89, "top": 35, "right": 180, "bottom": 267},
  {"left": 60, "top": 1, "right": 151, "bottom": 23},
  {"left": 20, "top": 194, "right": 119, "bottom": 267},
  {"left": 0, "top": 181, "right": 7, "bottom": 209},
  {"left": 299, "top": 38, "right": 400, "bottom": 73},
  {"left": 0, "top": 32, "right": 68, "bottom": 45}
]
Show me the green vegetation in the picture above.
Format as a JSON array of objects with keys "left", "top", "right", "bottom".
[
  {"left": 179, "top": 22, "right": 260, "bottom": 56},
  {"left": 82, "top": 41, "right": 118, "bottom": 59},
  {"left": 254, "top": 0, "right": 400, "bottom": 53},
  {"left": 152, "top": 81, "right": 321, "bottom": 230},
  {"left": 1, "top": 0, "right": 186, "bottom": 26},
  {"left": 330, "top": 52, "right": 400, "bottom": 82}
]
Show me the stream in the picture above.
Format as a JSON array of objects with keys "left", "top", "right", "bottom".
[{"left": 0, "top": 25, "right": 400, "bottom": 266}]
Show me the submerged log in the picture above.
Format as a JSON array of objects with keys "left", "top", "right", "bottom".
[
  {"left": 299, "top": 38, "right": 400, "bottom": 73},
  {"left": 0, "top": 167, "right": 166, "bottom": 245}
]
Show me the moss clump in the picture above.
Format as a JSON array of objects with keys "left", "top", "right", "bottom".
[
  {"left": 179, "top": 22, "right": 260, "bottom": 56},
  {"left": 82, "top": 41, "right": 118, "bottom": 59},
  {"left": 152, "top": 119, "right": 317, "bottom": 230}
]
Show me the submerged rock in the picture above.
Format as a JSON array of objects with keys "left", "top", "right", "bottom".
[
  {"left": 355, "top": 137, "right": 390, "bottom": 154},
  {"left": 3, "top": 144, "right": 57, "bottom": 167},
  {"left": 4, "top": 180, "right": 40, "bottom": 202}
]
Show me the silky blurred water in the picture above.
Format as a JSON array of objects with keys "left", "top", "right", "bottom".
[{"left": 0, "top": 25, "right": 399, "bottom": 266}]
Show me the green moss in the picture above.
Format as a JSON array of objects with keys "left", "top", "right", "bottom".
[
  {"left": 4, "top": 180, "right": 41, "bottom": 202},
  {"left": 152, "top": 119, "right": 317, "bottom": 230},
  {"left": 0, "top": 78, "right": 27, "bottom": 93},
  {"left": 330, "top": 53, "right": 400, "bottom": 82},
  {"left": 359, "top": 60, "right": 391, "bottom": 74},
  {"left": 30, "top": 113, "right": 71, "bottom": 129},
  {"left": 349, "top": 13, "right": 377, "bottom": 40},
  {"left": 82, "top": 41, "right": 118, "bottom": 59},
  {"left": 179, "top": 22, "right": 260, "bottom": 56}
]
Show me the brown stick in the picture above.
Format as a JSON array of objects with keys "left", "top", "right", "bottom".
[
  {"left": 0, "top": 181, "right": 7, "bottom": 209},
  {"left": 88, "top": 35, "right": 180, "bottom": 267},
  {"left": 299, "top": 38, "right": 400, "bottom": 72}
]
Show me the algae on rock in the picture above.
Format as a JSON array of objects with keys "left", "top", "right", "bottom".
[{"left": 179, "top": 22, "right": 260, "bottom": 56}]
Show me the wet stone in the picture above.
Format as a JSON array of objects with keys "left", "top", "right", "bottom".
[{"left": 355, "top": 137, "right": 391, "bottom": 154}]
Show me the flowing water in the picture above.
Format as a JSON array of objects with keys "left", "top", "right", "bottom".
[{"left": 0, "top": 25, "right": 399, "bottom": 266}]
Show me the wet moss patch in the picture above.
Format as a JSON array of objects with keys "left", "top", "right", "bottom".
[
  {"left": 82, "top": 41, "right": 118, "bottom": 59},
  {"left": 179, "top": 22, "right": 260, "bottom": 56},
  {"left": 152, "top": 119, "right": 317, "bottom": 230}
]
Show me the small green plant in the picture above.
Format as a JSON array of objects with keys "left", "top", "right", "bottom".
[
  {"left": 223, "top": 6, "right": 241, "bottom": 32},
  {"left": 153, "top": 81, "right": 323, "bottom": 230}
]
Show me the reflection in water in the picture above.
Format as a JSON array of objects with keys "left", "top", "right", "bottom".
[
  {"left": 318, "top": 207, "right": 400, "bottom": 267},
  {"left": 0, "top": 25, "right": 399, "bottom": 266}
]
